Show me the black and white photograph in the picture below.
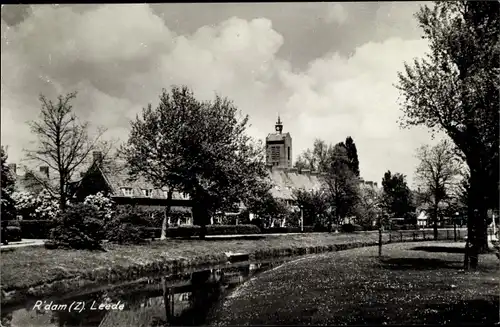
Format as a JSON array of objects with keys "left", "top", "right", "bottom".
[{"left": 1, "top": 2, "right": 499, "bottom": 326}]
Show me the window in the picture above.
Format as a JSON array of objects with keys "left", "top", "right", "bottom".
[
  {"left": 287, "top": 146, "right": 290, "bottom": 160},
  {"left": 122, "top": 187, "right": 133, "bottom": 196},
  {"left": 271, "top": 145, "right": 280, "bottom": 161},
  {"left": 142, "top": 189, "right": 153, "bottom": 197}
]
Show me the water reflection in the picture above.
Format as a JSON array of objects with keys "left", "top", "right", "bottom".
[{"left": 2, "top": 260, "right": 286, "bottom": 327}]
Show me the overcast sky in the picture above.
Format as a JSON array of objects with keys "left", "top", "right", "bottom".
[{"left": 1, "top": 3, "right": 445, "bottom": 186}]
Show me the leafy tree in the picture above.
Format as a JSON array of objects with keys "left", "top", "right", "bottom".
[
  {"left": 345, "top": 136, "right": 360, "bottom": 177},
  {"left": 414, "top": 139, "right": 462, "bottom": 239},
  {"left": 395, "top": 1, "right": 499, "bottom": 268},
  {"left": 122, "top": 86, "right": 269, "bottom": 239},
  {"left": 355, "top": 185, "right": 382, "bottom": 229},
  {"left": 293, "top": 156, "right": 309, "bottom": 172},
  {"left": 1, "top": 146, "right": 17, "bottom": 221},
  {"left": 25, "top": 92, "right": 107, "bottom": 211},
  {"left": 381, "top": 171, "right": 414, "bottom": 220},
  {"left": 294, "top": 139, "right": 332, "bottom": 172},
  {"left": 322, "top": 143, "right": 360, "bottom": 229},
  {"left": 235, "top": 179, "right": 291, "bottom": 229},
  {"left": 293, "top": 188, "right": 330, "bottom": 228}
]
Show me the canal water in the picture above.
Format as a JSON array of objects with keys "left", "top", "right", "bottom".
[{"left": 1, "top": 258, "right": 293, "bottom": 327}]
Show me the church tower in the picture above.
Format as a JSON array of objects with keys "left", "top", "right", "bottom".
[{"left": 266, "top": 115, "right": 292, "bottom": 168}]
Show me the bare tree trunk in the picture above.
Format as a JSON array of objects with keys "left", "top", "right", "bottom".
[
  {"left": 160, "top": 189, "right": 173, "bottom": 240},
  {"left": 433, "top": 202, "right": 439, "bottom": 240},
  {"left": 59, "top": 178, "right": 67, "bottom": 211}
]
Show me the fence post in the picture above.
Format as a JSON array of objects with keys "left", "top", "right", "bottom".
[
  {"left": 389, "top": 233, "right": 391, "bottom": 243},
  {"left": 422, "top": 230, "right": 426, "bottom": 240},
  {"left": 413, "top": 232, "right": 416, "bottom": 241},
  {"left": 400, "top": 232, "right": 403, "bottom": 242},
  {"left": 458, "top": 230, "right": 461, "bottom": 240},
  {"left": 447, "top": 230, "right": 450, "bottom": 240}
]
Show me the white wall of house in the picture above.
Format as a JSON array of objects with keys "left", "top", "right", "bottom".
[{"left": 417, "top": 211, "right": 428, "bottom": 227}]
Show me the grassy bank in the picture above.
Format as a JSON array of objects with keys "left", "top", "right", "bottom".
[
  {"left": 213, "top": 241, "right": 499, "bottom": 325},
  {"left": 1, "top": 233, "right": 378, "bottom": 305},
  {"left": 0, "top": 230, "right": 466, "bottom": 308}
]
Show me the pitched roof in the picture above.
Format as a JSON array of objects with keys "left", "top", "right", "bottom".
[
  {"left": 85, "top": 160, "right": 189, "bottom": 200},
  {"left": 267, "top": 168, "right": 323, "bottom": 200},
  {"left": 12, "top": 167, "right": 58, "bottom": 196},
  {"left": 266, "top": 132, "right": 291, "bottom": 142}
]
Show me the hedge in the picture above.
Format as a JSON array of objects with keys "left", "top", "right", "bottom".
[
  {"left": 262, "top": 226, "right": 314, "bottom": 234},
  {"left": 340, "top": 223, "right": 363, "bottom": 233},
  {"left": 6, "top": 226, "right": 22, "bottom": 242},
  {"left": 19, "top": 220, "right": 56, "bottom": 239},
  {"left": 389, "top": 224, "right": 419, "bottom": 231},
  {"left": 142, "top": 224, "right": 262, "bottom": 239}
]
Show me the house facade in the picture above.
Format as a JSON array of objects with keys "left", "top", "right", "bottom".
[
  {"left": 9, "top": 163, "right": 58, "bottom": 197},
  {"left": 10, "top": 117, "right": 378, "bottom": 228},
  {"left": 71, "top": 151, "right": 193, "bottom": 225}
]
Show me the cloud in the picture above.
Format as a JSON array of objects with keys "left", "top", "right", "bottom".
[
  {"left": 1, "top": 4, "right": 440, "bottom": 185},
  {"left": 324, "top": 3, "right": 348, "bottom": 25}
]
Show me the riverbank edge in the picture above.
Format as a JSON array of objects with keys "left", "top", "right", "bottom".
[{"left": 1, "top": 237, "right": 433, "bottom": 308}]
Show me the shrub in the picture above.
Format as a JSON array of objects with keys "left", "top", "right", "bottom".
[
  {"left": 165, "top": 224, "right": 261, "bottom": 238},
  {"left": 7, "top": 220, "right": 20, "bottom": 227},
  {"left": 250, "top": 218, "right": 266, "bottom": 230},
  {"left": 34, "top": 190, "right": 61, "bottom": 220},
  {"left": 83, "top": 192, "right": 115, "bottom": 221},
  {"left": 19, "top": 220, "right": 55, "bottom": 239},
  {"left": 166, "top": 225, "right": 201, "bottom": 238},
  {"left": 207, "top": 224, "right": 260, "bottom": 235},
  {"left": 105, "top": 209, "right": 148, "bottom": 245},
  {"left": 141, "top": 227, "right": 162, "bottom": 239},
  {"left": 12, "top": 191, "right": 37, "bottom": 219},
  {"left": 313, "top": 223, "right": 329, "bottom": 232},
  {"left": 6, "top": 226, "right": 22, "bottom": 242},
  {"left": 341, "top": 223, "right": 363, "bottom": 233},
  {"left": 262, "top": 226, "right": 316, "bottom": 234},
  {"left": 47, "top": 204, "right": 105, "bottom": 250},
  {"left": 389, "top": 223, "right": 418, "bottom": 231}
]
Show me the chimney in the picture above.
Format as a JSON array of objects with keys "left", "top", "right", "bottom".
[
  {"left": 93, "top": 151, "right": 103, "bottom": 164},
  {"left": 8, "top": 163, "right": 16, "bottom": 175},
  {"left": 40, "top": 166, "right": 49, "bottom": 178}
]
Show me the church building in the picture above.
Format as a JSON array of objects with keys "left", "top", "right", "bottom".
[
  {"left": 264, "top": 116, "right": 322, "bottom": 204},
  {"left": 265, "top": 116, "right": 292, "bottom": 168}
]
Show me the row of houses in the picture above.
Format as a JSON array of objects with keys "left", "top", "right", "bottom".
[
  {"left": 8, "top": 117, "right": 382, "bottom": 226},
  {"left": 8, "top": 154, "right": 380, "bottom": 226}
]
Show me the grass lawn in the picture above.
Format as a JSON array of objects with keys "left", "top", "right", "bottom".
[
  {"left": 212, "top": 241, "right": 500, "bottom": 325},
  {"left": 1, "top": 233, "right": 383, "bottom": 294}
]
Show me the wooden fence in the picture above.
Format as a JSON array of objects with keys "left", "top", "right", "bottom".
[{"left": 383, "top": 228, "right": 468, "bottom": 244}]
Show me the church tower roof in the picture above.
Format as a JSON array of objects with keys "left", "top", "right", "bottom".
[{"left": 275, "top": 115, "right": 283, "bottom": 134}]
